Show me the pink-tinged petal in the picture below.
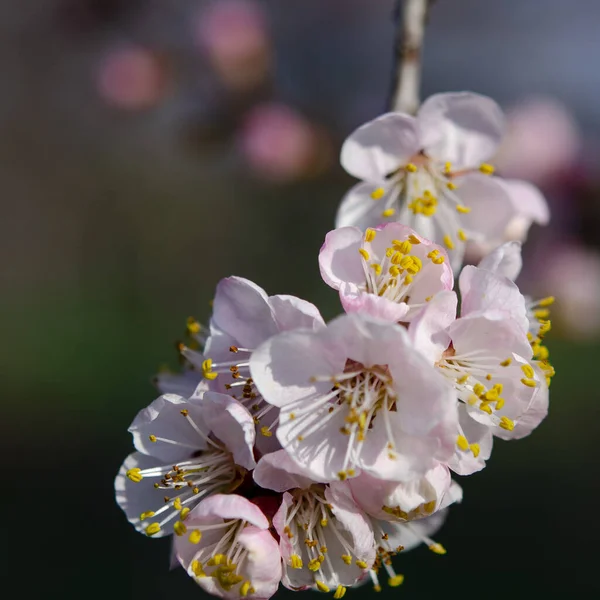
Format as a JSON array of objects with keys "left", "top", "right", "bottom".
[
  {"left": 449, "top": 313, "right": 532, "bottom": 360},
  {"left": 495, "top": 362, "right": 549, "bottom": 441},
  {"left": 188, "top": 493, "right": 269, "bottom": 529},
  {"left": 341, "top": 113, "right": 421, "bottom": 181},
  {"left": 459, "top": 265, "right": 529, "bottom": 333},
  {"left": 335, "top": 181, "right": 396, "bottom": 230},
  {"left": 250, "top": 328, "right": 346, "bottom": 408},
  {"left": 253, "top": 450, "right": 315, "bottom": 492},
  {"left": 502, "top": 178, "right": 550, "bottom": 226},
  {"left": 212, "top": 276, "right": 278, "bottom": 349},
  {"left": 418, "top": 92, "right": 504, "bottom": 167},
  {"left": 454, "top": 173, "right": 515, "bottom": 241},
  {"left": 128, "top": 394, "right": 209, "bottom": 462},
  {"left": 115, "top": 452, "right": 173, "bottom": 537},
  {"left": 269, "top": 295, "right": 325, "bottom": 331},
  {"left": 201, "top": 393, "right": 256, "bottom": 470},
  {"left": 377, "top": 509, "right": 449, "bottom": 553},
  {"left": 349, "top": 464, "right": 451, "bottom": 521},
  {"left": 154, "top": 370, "right": 203, "bottom": 398},
  {"left": 325, "top": 482, "right": 376, "bottom": 566},
  {"left": 477, "top": 241, "right": 523, "bottom": 282},
  {"left": 409, "top": 291, "right": 457, "bottom": 364},
  {"left": 448, "top": 405, "right": 494, "bottom": 476},
  {"left": 319, "top": 227, "right": 365, "bottom": 289},
  {"left": 339, "top": 282, "right": 410, "bottom": 322}
]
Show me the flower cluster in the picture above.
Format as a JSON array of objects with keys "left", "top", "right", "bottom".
[{"left": 115, "top": 92, "right": 554, "bottom": 598}]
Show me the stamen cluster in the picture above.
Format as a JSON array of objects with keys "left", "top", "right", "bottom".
[{"left": 115, "top": 91, "right": 553, "bottom": 598}]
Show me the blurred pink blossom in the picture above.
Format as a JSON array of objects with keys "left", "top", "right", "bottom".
[
  {"left": 194, "top": 0, "right": 271, "bottom": 90},
  {"left": 495, "top": 97, "right": 581, "bottom": 185},
  {"left": 238, "top": 103, "right": 325, "bottom": 182},
  {"left": 537, "top": 243, "right": 600, "bottom": 340},
  {"left": 97, "top": 45, "right": 168, "bottom": 110}
]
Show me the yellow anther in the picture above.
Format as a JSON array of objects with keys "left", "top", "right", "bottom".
[
  {"left": 423, "top": 500, "right": 436, "bottom": 514},
  {"left": 473, "top": 383, "right": 485, "bottom": 396},
  {"left": 186, "top": 317, "right": 201, "bottom": 334},
  {"left": 538, "top": 296, "right": 555, "bottom": 307},
  {"left": 180, "top": 507, "right": 190, "bottom": 521},
  {"left": 456, "top": 204, "right": 471, "bottom": 214},
  {"left": 495, "top": 397, "right": 505, "bottom": 410},
  {"left": 207, "top": 554, "right": 227, "bottom": 566},
  {"left": 479, "top": 163, "right": 495, "bottom": 175},
  {"left": 533, "top": 309, "right": 550, "bottom": 320},
  {"left": 149, "top": 435, "right": 158, "bottom": 443},
  {"left": 484, "top": 389, "right": 498, "bottom": 401},
  {"left": 290, "top": 554, "right": 303, "bottom": 569},
  {"left": 297, "top": 435, "right": 304, "bottom": 441},
  {"left": 308, "top": 558, "right": 322, "bottom": 572},
  {"left": 500, "top": 358, "right": 512, "bottom": 367},
  {"left": 444, "top": 161, "right": 452, "bottom": 174},
  {"left": 391, "top": 251, "right": 404, "bottom": 265},
  {"left": 486, "top": 373, "right": 493, "bottom": 381},
  {"left": 429, "top": 543, "right": 447, "bottom": 555},
  {"left": 457, "top": 374, "right": 469, "bottom": 384},
  {"left": 173, "top": 497, "right": 182, "bottom": 510},
  {"left": 126, "top": 468, "right": 143, "bottom": 483},
  {"left": 404, "top": 275, "right": 413, "bottom": 285},
  {"left": 145, "top": 523, "right": 161, "bottom": 537},
  {"left": 443, "top": 235, "right": 454, "bottom": 250},
  {"left": 521, "top": 364, "right": 534, "bottom": 378},
  {"left": 334, "top": 585, "right": 347, "bottom": 599},
  {"left": 467, "top": 394, "right": 479, "bottom": 406},
  {"left": 356, "top": 560, "right": 369, "bottom": 569},
  {"left": 371, "top": 263, "right": 382, "bottom": 276},
  {"left": 382, "top": 208, "right": 396, "bottom": 218},
  {"left": 499, "top": 416, "right": 515, "bottom": 431},
  {"left": 320, "top": 518, "right": 328, "bottom": 527},
  {"left": 365, "top": 228, "right": 377, "bottom": 242},
  {"left": 470, "top": 443, "right": 481, "bottom": 458},
  {"left": 388, "top": 575, "right": 405, "bottom": 587},
  {"left": 370, "top": 187, "right": 385, "bottom": 200},
  {"left": 260, "top": 426, "right": 272, "bottom": 437},
  {"left": 202, "top": 358, "right": 218, "bottom": 381},
  {"left": 479, "top": 403, "right": 493, "bottom": 415},
  {"left": 341, "top": 554, "right": 352, "bottom": 565},
  {"left": 389, "top": 265, "right": 400, "bottom": 277},
  {"left": 432, "top": 255, "right": 445, "bottom": 264},
  {"left": 456, "top": 435, "right": 469, "bottom": 451},
  {"left": 393, "top": 240, "right": 412, "bottom": 254},
  {"left": 289, "top": 413, "right": 296, "bottom": 421},
  {"left": 191, "top": 560, "right": 206, "bottom": 578},
  {"left": 139, "top": 511, "right": 155, "bottom": 521},
  {"left": 521, "top": 377, "right": 537, "bottom": 388},
  {"left": 446, "top": 181, "right": 457, "bottom": 190},
  {"left": 347, "top": 469, "right": 356, "bottom": 477},
  {"left": 374, "top": 585, "right": 382, "bottom": 592},
  {"left": 493, "top": 383, "right": 504, "bottom": 393},
  {"left": 338, "top": 471, "right": 347, "bottom": 481},
  {"left": 406, "top": 163, "right": 418, "bottom": 172},
  {"left": 240, "top": 581, "right": 252, "bottom": 597},
  {"left": 458, "top": 229, "right": 467, "bottom": 242},
  {"left": 174, "top": 521, "right": 187, "bottom": 536},
  {"left": 316, "top": 581, "right": 330, "bottom": 593},
  {"left": 408, "top": 234, "right": 421, "bottom": 244},
  {"left": 358, "top": 248, "right": 370, "bottom": 261}
]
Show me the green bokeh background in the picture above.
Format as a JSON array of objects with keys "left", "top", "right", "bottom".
[{"left": 2, "top": 1, "right": 600, "bottom": 598}]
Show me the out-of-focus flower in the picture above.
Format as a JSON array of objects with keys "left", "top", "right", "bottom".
[
  {"left": 495, "top": 97, "right": 581, "bottom": 185},
  {"left": 194, "top": 0, "right": 271, "bottom": 91},
  {"left": 319, "top": 223, "right": 453, "bottom": 323},
  {"left": 336, "top": 92, "right": 522, "bottom": 269},
  {"left": 238, "top": 103, "right": 327, "bottom": 182},
  {"left": 97, "top": 44, "right": 169, "bottom": 110},
  {"left": 250, "top": 313, "right": 458, "bottom": 483},
  {"left": 115, "top": 392, "right": 255, "bottom": 538},
  {"left": 175, "top": 494, "right": 282, "bottom": 599}
]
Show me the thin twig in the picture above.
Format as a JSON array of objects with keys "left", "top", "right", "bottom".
[{"left": 388, "top": 0, "right": 431, "bottom": 114}]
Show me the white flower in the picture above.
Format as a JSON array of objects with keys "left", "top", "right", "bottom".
[
  {"left": 410, "top": 265, "right": 549, "bottom": 474},
  {"left": 250, "top": 313, "right": 458, "bottom": 483},
  {"left": 319, "top": 223, "right": 453, "bottom": 323},
  {"left": 337, "top": 92, "right": 520, "bottom": 269},
  {"left": 174, "top": 494, "right": 282, "bottom": 600},
  {"left": 256, "top": 449, "right": 376, "bottom": 595},
  {"left": 115, "top": 392, "right": 256, "bottom": 538},
  {"left": 160, "top": 276, "right": 324, "bottom": 455}
]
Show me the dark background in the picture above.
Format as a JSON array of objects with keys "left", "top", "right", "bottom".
[{"left": 3, "top": 1, "right": 600, "bottom": 598}]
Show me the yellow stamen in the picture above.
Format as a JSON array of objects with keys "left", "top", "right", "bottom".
[
  {"left": 358, "top": 248, "right": 370, "bottom": 261},
  {"left": 446, "top": 181, "right": 457, "bottom": 190},
  {"left": 174, "top": 521, "right": 187, "bottom": 536},
  {"left": 356, "top": 560, "right": 369, "bottom": 569},
  {"left": 365, "top": 228, "right": 376, "bottom": 242},
  {"left": 388, "top": 575, "right": 405, "bottom": 587},
  {"left": 408, "top": 234, "right": 421, "bottom": 244},
  {"left": 126, "top": 468, "right": 143, "bottom": 483},
  {"left": 290, "top": 554, "right": 303, "bottom": 569},
  {"left": 456, "top": 204, "right": 471, "bottom": 213},
  {"left": 191, "top": 560, "right": 206, "bottom": 578},
  {"left": 470, "top": 443, "right": 481, "bottom": 458},
  {"left": 139, "top": 511, "right": 155, "bottom": 521},
  {"left": 500, "top": 358, "right": 512, "bottom": 367},
  {"left": 429, "top": 543, "right": 447, "bottom": 555},
  {"left": 521, "top": 378, "right": 536, "bottom": 388},
  {"left": 341, "top": 554, "right": 352, "bottom": 565},
  {"left": 479, "top": 163, "right": 495, "bottom": 175},
  {"left": 499, "top": 416, "right": 515, "bottom": 431},
  {"left": 148, "top": 435, "right": 157, "bottom": 443},
  {"left": 538, "top": 296, "right": 555, "bottom": 307},
  {"left": 458, "top": 229, "right": 467, "bottom": 242},
  {"left": 457, "top": 435, "right": 469, "bottom": 451},
  {"left": 316, "top": 581, "right": 330, "bottom": 593},
  {"left": 186, "top": 317, "right": 201, "bottom": 334},
  {"left": 260, "top": 426, "right": 272, "bottom": 437},
  {"left": 240, "top": 581, "right": 252, "bottom": 597},
  {"left": 382, "top": 208, "right": 396, "bottom": 218},
  {"left": 443, "top": 235, "right": 454, "bottom": 250},
  {"left": 334, "top": 585, "right": 347, "bottom": 599},
  {"left": 145, "top": 523, "right": 161, "bottom": 537},
  {"left": 370, "top": 187, "right": 385, "bottom": 200},
  {"left": 406, "top": 163, "right": 417, "bottom": 172},
  {"left": 202, "top": 358, "right": 218, "bottom": 381}
]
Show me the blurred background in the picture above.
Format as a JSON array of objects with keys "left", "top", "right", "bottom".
[{"left": 3, "top": 0, "right": 600, "bottom": 597}]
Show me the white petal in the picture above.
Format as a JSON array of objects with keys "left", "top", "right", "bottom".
[
  {"left": 341, "top": 112, "right": 421, "bottom": 181},
  {"left": 459, "top": 265, "right": 529, "bottom": 333},
  {"left": 335, "top": 181, "right": 396, "bottom": 230},
  {"left": 128, "top": 394, "right": 209, "bottom": 462},
  {"left": 339, "top": 282, "right": 410, "bottom": 322},
  {"left": 269, "top": 294, "right": 325, "bottom": 331},
  {"left": 253, "top": 450, "right": 315, "bottom": 492},
  {"left": 154, "top": 370, "right": 203, "bottom": 398},
  {"left": 418, "top": 92, "right": 504, "bottom": 167},
  {"left": 477, "top": 241, "right": 523, "bottom": 281},
  {"left": 379, "top": 509, "right": 449, "bottom": 553},
  {"left": 188, "top": 493, "right": 269, "bottom": 528},
  {"left": 212, "top": 276, "right": 278, "bottom": 349},
  {"left": 318, "top": 227, "right": 365, "bottom": 289},
  {"left": 502, "top": 178, "right": 550, "bottom": 225},
  {"left": 201, "top": 393, "right": 256, "bottom": 470},
  {"left": 409, "top": 290, "right": 457, "bottom": 364}
]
